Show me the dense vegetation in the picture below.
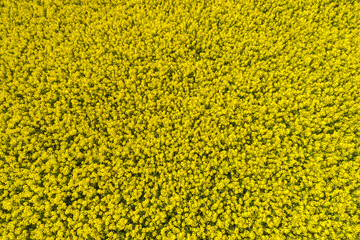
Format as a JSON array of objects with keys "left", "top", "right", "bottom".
[{"left": 1, "top": 0, "right": 360, "bottom": 239}]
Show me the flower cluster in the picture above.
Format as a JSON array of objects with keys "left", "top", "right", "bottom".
[{"left": 1, "top": 0, "right": 360, "bottom": 239}]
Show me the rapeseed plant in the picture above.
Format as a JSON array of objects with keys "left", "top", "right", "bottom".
[{"left": 1, "top": 0, "right": 360, "bottom": 239}]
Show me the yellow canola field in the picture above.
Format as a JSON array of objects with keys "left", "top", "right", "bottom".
[{"left": 1, "top": 0, "right": 360, "bottom": 239}]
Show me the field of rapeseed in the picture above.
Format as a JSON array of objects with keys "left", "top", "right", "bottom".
[{"left": 1, "top": 0, "right": 360, "bottom": 239}]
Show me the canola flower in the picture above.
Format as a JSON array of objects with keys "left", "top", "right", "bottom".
[{"left": 1, "top": 0, "right": 360, "bottom": 239}]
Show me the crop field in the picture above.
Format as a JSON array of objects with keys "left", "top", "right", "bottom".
[{"left": 1, "top": 0, "right": 360, "bottom": 239}]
